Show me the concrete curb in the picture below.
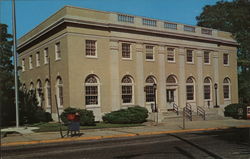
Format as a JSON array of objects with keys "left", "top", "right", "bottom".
[{"left": 1, "top": 125, "right": 250, "bottom": 147}]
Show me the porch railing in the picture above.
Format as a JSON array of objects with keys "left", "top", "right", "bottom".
[
  {"left": 197, "top": 106, "right": 206, "bottom": 120},
  {"left": 173, "top": 103, "right": 179, "bottom": 115},
  {"left": 185, "top": 103, "right": 192, "bottom": 121}
]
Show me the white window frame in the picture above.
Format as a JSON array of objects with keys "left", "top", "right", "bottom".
[
  {"left": 45, "top": 80, "right": 51, "bottom": 108},
  {"left": 186, "top": 77, "right": 195, "bottom": 102},
  {"left": 36, "top": 80, "right": 42, "bottom": 107},
  {"left": 121, "top": 75, "right": 134, "bottom": 105},
  {"left": 186, "top": 49, "right": 194, "bottom": 63},
  {"left": 204, "top": 77, "right": 212, "bottom": 101},
  {"left": 85, "top": 75, "right": 100, "bottom": 107},
  {"left": 29, "top": 55, "right": 33, "bottom": 69},
  {"left": 56, "top": 77, "right": 63, "bottom": 107},
  {"left": 145, "top": 45, "right": 154, "bottom": 61},
  {"left": 223, "top": 53, "right": 229, "bottom": 66},
  {"left": 36, "top": 51, "right": 40, "bottom": 67},
  {"left": 167, "top": 48, "right": 175, "bottom": 62},
  {"left": 204, "top": 51, "right": 210, "bottom": 64},
  {"left": 145, "top": 76, "right": 157, "bottom": 103},
  {"left": 121, "top": 43, "right": 132, "bottom": 60},
  {"left": 22, "top": 58, "right": 25, "bottom": 72},
  {"left": 223, "top": 78, "right": 231, "bottom": 100},
  {"left": 44, "top": 48, "right": 49, "bottom": 64},
  {"left": 55, "top": 42, "right": 61, "bottom": 60},
  {"left": 85, "top": 40, "right": 97, "bottom": 58}
]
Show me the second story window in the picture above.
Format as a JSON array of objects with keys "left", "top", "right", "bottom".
[
  {"left": 44, "top": 48, "right": 49, "bottom": 64},
  {"left": 55, "top": 42, "right": 61, "bottom": 60},
  {"left": 146, "top": 45, "right": 154, "bottom": 60},
  {"left": 142, "top": 18, "right": 157, "bottom": 27},
  {"left": 29, "top": 55, "right": 33, "bottom": 69},
  {"left": 223, "top": 53, "right": 229, "bottom": 65},
  {"left": 164, "top": 22, "right": 177, "bottom": 30},
  {"left": 86, "top": 40, "right": 96, "bottom": 57},
  {"left": 184, "top": 25, "right": 195, "bottom": 32},
  {"left": 118, "top": 14, "right": 134, "bottom": 23},
  {"left": 22, "top": 58, "right": 25, "bottom": 71},
  {"left": 36, "top": 52, "right": 40, "bottom": 67},
  {"left": 204, "top": 51, "right": 210, "bottom": 64},
  {"left": 122, "top": 43, "right": 131, "bottom": 59},
  {"left": 167, "top": 48, "right": 175, "bottom": 62},
  {"left": 186, "top": 49, "right": 193, "bottom": 63}
]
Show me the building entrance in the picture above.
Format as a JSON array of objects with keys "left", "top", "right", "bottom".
[{"left": 166, "top": 89, "right": 176, "bottom": 110}]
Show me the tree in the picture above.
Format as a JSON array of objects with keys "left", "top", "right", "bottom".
[{"left": 196, "top": 0, "right": 250, "bottom": 104}]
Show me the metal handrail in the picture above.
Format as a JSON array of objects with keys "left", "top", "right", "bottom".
[
  {"left": 185, "top": 103, "right": 192, "bottom": 121},
  {"left": 197, "top": 106, "right": 206, "bottom": 120},
  {"left": 173, "top": 103, "right": 179, "bottom": 115}
]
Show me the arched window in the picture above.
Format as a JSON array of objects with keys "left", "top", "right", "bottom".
[
  {"left": 36, "top": 79, "right": 42, "bottom": 107},
  {"left": 121, "top": 75, "right": 134, "bottom": 104},
  {"left": 85, "top": 75, "right": 99, "bottom": 106},
  {"left": 145, "top": 76, "right": 156, "bottom": 102},
  {"left": 223, "top": 78, "right": 231, "bottom": 99},
  {"left": 56, "top": 77, "right": 63, "bottom": 106},
  {"left": 22, "top": 83, "right": 26, "bottom": 92},
  {"left": 166, "top": 75, "right": 177, "bottom": 85},
  {"left": 45, "top": 79, "right": 51, "bottom": 108},
  {"left": 204, "top": 77, "right": 212, "bottom": 100},
  {"left": 186, "top": 77, "right": 195, "bottom": 101}
]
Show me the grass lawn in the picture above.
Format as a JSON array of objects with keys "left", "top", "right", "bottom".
[{"left": 31, "top": 122, "right": 144, "bottom": 132}]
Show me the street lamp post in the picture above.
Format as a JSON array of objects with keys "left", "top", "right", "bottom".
[
  {"left": 214, "top": 83, "right": 219, "bottom": 108},
  {"left": 153, "top": 83, "right": 158, "bottom": 124}
]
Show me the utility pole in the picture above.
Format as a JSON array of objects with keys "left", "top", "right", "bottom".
[{"left": 12, "top": 0, "right": 19, "bottom": 128}]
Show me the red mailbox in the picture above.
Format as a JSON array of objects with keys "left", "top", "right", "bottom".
[{"left": 67, "top": 114, "right": 75, "bottom": 121}]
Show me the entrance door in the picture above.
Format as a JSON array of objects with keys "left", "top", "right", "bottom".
[{"left": 166, "top": 89, "right": 175, "bottom": 110}]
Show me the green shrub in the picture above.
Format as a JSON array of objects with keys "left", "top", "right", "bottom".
[
  {"left": 60, "top": 107, "right": 95, "bottom": 126},
  {"left": 102, "top": 106, "right": 148, "bottom": 124},
  {"left": 224, "top": 103, "right": 247, "bottom": 119}
]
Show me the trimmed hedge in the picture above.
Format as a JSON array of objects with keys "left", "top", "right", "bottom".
[
  {"left": 60, "top": 107, "right": 95, "bottom": 126},
  {"left": 102, "top": 106, "right": 148, "bottom": 124},
  {"left": 224, "top": 103, "right": 247, "bottom": 119}
]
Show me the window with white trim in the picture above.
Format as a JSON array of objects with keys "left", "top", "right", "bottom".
[
  {"left": 121, "top": 75, "right": 134, "bottom": 104},
  {"left": 44, "top": 48, "right": 49, "bottom": 64},
  {"left": 204, "top": 51, "right": 210, "bottom": 64},
  {"left": 55, "top": 42, "right": 61, "bottom": 60},
  {"left": 186, "top": 49, "right": 193, "bottom": 63},
  {"left": 184, "top": 25, "right": 195, "bottom": 32},
  {"left": 22, "top": 58, "right": 25, "bottom": 71},
  {"left": 223, "top": 78, "right": 230, "bottom": 99},
  {"left": 86, "top": 40, "right": 96, "bottom": 57},
  {"left": 167, "top": 48, "right": 175, "bottom": 62},
  {"left": 204, "top": 77, "right": 212, "bottom": 100},
  {"left": 56, "top": 77, "right": 63, "bottom": 106},
  {"left": 146, "top": 45, "right": 154, "bottom": 60},
  {"left": 223, "top": 53, "right": 229, "bottom": 65},
  {"left": 45, "top": 80, "right": 51, "bottom": 108},
  {"left": 36, "top": 79, "right": 42, "bottom": 107},
  {"left": 186, "top": 77, "right": 195, "bottom": 101},
  {"left": 85, "top": 75, "right": 99, "bottom": 106},
  {"left": 36, "top": 52, "right": 40, "bottom": 67},
  {"left": 122, "top": 43, "right": 131, "bottom": 59},
  {"left": 29, "top": 55, "right": 33, "bottom": 69},
  {"left": 145, "top": 76, "right": 156, "bottom": 102},
  {"left": 142, "top": 18, "right": 157, "bottom": 26},
  {"left": 164, "top": 22, "right": 177, "bottom": 30}
]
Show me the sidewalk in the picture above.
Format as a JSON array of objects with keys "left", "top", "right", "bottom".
[{"left": 1, "top": 118, "right": 250, "bottom": 147}]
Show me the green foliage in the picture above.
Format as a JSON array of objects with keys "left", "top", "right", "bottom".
[
  {"left": 60, "top": 107, "right": 95, "bottom": 126},
  {"left": 224, "top": 103, "right": 247, "bottom": 119},
  {"left": 196, "top": 0, "right": 250, "bottom": 104},
  {"left": 102, "top": 106, "right": 148, "bottom": 124}
]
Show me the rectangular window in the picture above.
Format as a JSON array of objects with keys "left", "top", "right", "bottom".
[
  {"left": 118, "top": 14, "right": 134, "bottom": 23},
  {"left": 186, "top": 85, "right": 194, "bottom": 100},
  {"left": 184, "top": 25, "right": 195, "bottom": 32},
  {"left": 122, "top": 86, "right": 132, "bottom": 103},
  {"left": 146, "top": 45, "right": 154, "bottom": 60},
  {"left": 85, "top": 86, "right": 98, "bottom": 105},
  {"left": 29, "top": 55, "right": 33, "bottom": 69},
  {"left": 186, "top": 50, "right": 193, "bottom": 63},
  {"left": 22, "top": 58, "right": 25, "bottom": 71},
  {"left": 59, "top": 86, "right": 63, "bottom": 105},
  {"left": 204, "top": 85, "right": 211, "bottom": 100},
  {"left": 145, "top": 86, "right": 155, "bottom": 102},
  {"left": 47, "top": 87, "right": 51, "bottom": 106},
  {"left": 204, "top": 51, "right": 210, "bottom": 64},
  {"left": 36, "top": 52, "right": 40, "bottom": 67},
  {"left": 223, "top": 85, "right": 229, "bottom": 99},
  {"left": 86, "top": 40, "right": 96, "bottom": 57},
  {"left": 44, "top": 48, "right": 49, "bottom": 64},
  {"left": 55, "top": 42, "right": 61, "bottom": 60},
  {"left": 142, "top": 18, "right": 157, "bottom": 27},
  {"left": 122, "top": 43, "right": 131, "bottom": 59},
  {"left": 164, "top": 22, "right": 177, "bottom": 30},
  {"left": 223, "top": 53, "right": 229, "bottom": 65},
  {"left": 167, "top": 48, "right": 175, "bottom": 62},
  {"left": 201, "top": 28, "right": 212, "bottom": 35}
]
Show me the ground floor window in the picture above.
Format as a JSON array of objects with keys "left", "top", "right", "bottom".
[{"left": 85, "top": 75, "right": 99, "bottom": 106}]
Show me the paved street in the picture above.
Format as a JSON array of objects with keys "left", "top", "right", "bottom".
[{"left": 2, "top": 128, "right": 250, "bottom": 159}]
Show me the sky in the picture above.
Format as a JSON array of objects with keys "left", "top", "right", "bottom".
[{"left": 0, "top": 0, "right": 224, "bottom": 39}]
